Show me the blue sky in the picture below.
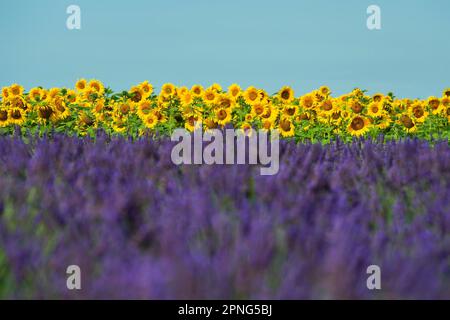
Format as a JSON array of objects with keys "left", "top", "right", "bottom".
[{"left": 1, "top": 0, "right": 449, "bottom": 98}]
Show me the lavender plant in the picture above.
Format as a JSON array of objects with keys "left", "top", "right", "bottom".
[{"left": 0, "top": 133, "right": 449, "bottom": 299}]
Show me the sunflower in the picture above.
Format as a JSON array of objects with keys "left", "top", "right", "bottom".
[
  {"left": 65, "top": 89, "right": 77, "bottom": 104},
  {"left": 278, "top": 117, "right": 295, "bottom": 137},
  {"left": 37, "top": 104, "right": 56, "bottom": 123},
  {"left": 203, "top": 88, "right": 218, "bottom": 104},
  {"left": 243, "top": 86, "right": 260, "bottom": 105},
  {"left": 47, "top": 88, "right": 60, "bottom": 100},
  {"left": 367, "top": 102, "right": 383, "bottom": 117},
  {"left": 295, "top": 112, "right": 310, "bottom": 122},
  {"left": 185, "top": 114, "right": 202, "bottom": 132},
  {"left": 300, "top": 94, "right": 315, "bottom": 109},
  {"left": 427, "top": 97, "right": 442, "bottom": 114},
  {"left": 215, "top": 108, "right": 231, "bottom": 126},
  {"left": 176, "top": 86, "right": 189, "bottom": 98},
  {"left": 129, "top": 86, "right": 144, "bottom": 103},
  {"left": 92, "top": 99, "right": 106, "bottom": 116},
  {"left": 2, "top": 87, "right": 10, "bottom": 100},
  {"left": 245, "top": 113, "right": 253, "bottom": 122},
  {"left": 351, "top": 88, "right": 364, "bottom": 98},
  {"left": 261, "top": 119, "right": 274, "bottom": 131},
  {"left": 313, "top": 90, "right": 325, "bottom": 103},
  {"left": 348, "top": 116, "right": 370, "bottom": 137},
  {"left": 443, "top": 88, "right": 450, "bottom": 98},
  {"left": 10, "top": 96, "right": 29, "bottom": 112},
  {"left": 0, "top": 109, "right": 10, "bottom": 127},
  {"left": 88, "top": 80, "right": 104, "bottom": 95},
  {"left": 53, "top": 96, "right": 70, "bottom": 119},
  {"left": 318, "top": 99, "right": 335, "bottom": 116},
  {"left": 139, "top": 81, "right": 153, "bottom": 98},
  {"left": 377, "top": 114, "right": 392, "bottom": 129},
  {"left": 329, "top": 111, "right": 343, "bottom": 124},
  {"left": 9, "top": 84, "right": 24, "bottom": 97},
  {"left": 349, "top": 99, "right": 364, "bottom": 114},
  {"left": 111, "top": 116, "right": 127, "bottom": 134},
  {"left": 8, "top": 108, "right": 26, "bottom": 125},
  {"left": 399, "top": 114, "right": 417, "bottom": 132},
  {"left": 180, "top": 91, "right": 194, "bottom": 106},
  {"left": 278, "top": 86, "right": 294, "bottom": 103},
  {"left": 441, "top": 97, "right": 450, "bottom": 118},
  {"left": 217, "top": 94, "right": 234, "bottom": 110},
  {"left": 445, "top": 105, "right": 450, "bottom": 121},
  {"left": 409, "top": 102, "right": 429, "bottom": 123},
  {"left": 190, "top": 85, "right": 203, "bottom": 97},
  {"left": 29, "top": 87, "right": 44, "bottom": 102},
  {"left": 251, "top": 102, "right": 266, "bottom": 118},
  {"left": 116, "top": 102, "right": 133, "bottom": 116},
  {"left": 161, "top": 83, "right": 176, "bottom": 97},
  {"left": 262, "top": 90, "right": 272, "bottom": 102},
  {"left": 319, "top": 86, "right": 331, "bottom": 96},
  {"left": 372, "top": 93, "right": 384, "bottom": 103},
  {"left": 78, "top": 111, "right": 96, "bottom": 128},
  {"left": 210, "top": 83, "right": 222, "bottom": 92},
  {"left": 75, "top": 79, "right": 87, "bottom": 92},
  {"left": 282, "top": 104, "right": 298, "bottom": 117},
  {"left": 204, "top": 118, "right": 219, "bottom": 131},
  {"left": 228, "top": 84, "right": 241, "bottom": 100},
  {"left": 143, "top": 113, "right": 158, "bottom": 129}
]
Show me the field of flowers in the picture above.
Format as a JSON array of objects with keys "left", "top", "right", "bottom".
[
  {"left": 1, "top": 81, "right": 449, "bottom": 141},
  {"left": 0, "top": 81, "right": 449, "bottom": 299},
  {"left": 0, "top": 133, "right": 449, "bottom": 299}
]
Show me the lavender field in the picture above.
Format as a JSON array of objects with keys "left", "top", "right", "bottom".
[{"left": 0, "top": 134, "right": 449, "bottom": 299}]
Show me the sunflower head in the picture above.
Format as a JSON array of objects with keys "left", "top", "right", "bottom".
[
  {"left": 143, "top": 113, "right": 158, "bottom": 129},
  {"left": 129, "top": 86, "right": 144, "bottom": 103},
  {"left": 203, "top": 88, "right": 217, "bottom": 104},
  {"left": 2, "top": 87, "right": 10, "bottom": 100},
  {"left": 89, "top": 80, "right": 104, "bottom": 94},
  {"left": 210, "top": 83, "right": 222, "bottom": 92},
  {"left": 180, "top": 91, "right": 194, "bottom": 106},
  {"left": 410, "top": 103, "right": 428, "bottom": 122},
  {"left": 75, "top": 79, "right": 87, "bottom": 92},
  {"left": 278, "top": 86, "right": 294, "bottom": 103},
  {"left": 319, "top": 86, "right": 331, "bottom": 96},
  {"left": 399, "top": 114, "right": 416, "bottom": 132},
  {"left": 443, "top": 88, "right": 450, "bottom": 98},
  {"left": 0, "top": 108, "right": 10, "bottom": 127},
  {"left": 9, "top": 84, "right": 24, "bottom": 97},
  {"left": 138, "top": 81, "right": 153, "bottom": 98},
  {"left": 8, "top": 108, "right": 26, "bottom": 125},
  {"left": 215, "top": 108, "right": 231, "bottom": 126},
  {"left": 216, "top": 94, "right": 234, "bottom": 110},
  {"left": 367, "top": 102, "right": 383, "bottom": 117},
  {"left": 348, "top": 116, "right": 370, "bottom": 137},
  {"left": 228, "top": 84, "right": 241, "bottom": 100},
  {"left": 243, "top": 86, "right": 260, "bottom": 105},
  {"left": 161, "top": 83, "right": 176, "bottom": 97},
  {"left": 372, "top": 93, "right": 384, "bottom": 103},
  {"left": 300, "top": 94, "right": 315, "bottom": 109},
  {"left": 190, "top": 85, "right": 203, "bottom": 97},
  {"left": 427, "top": 96, "right": 442, "bottom": 114},
  {"left": 349, "top": 99, "right": 364, "bottom": 114},
  {"left": 278, "top": 117, "right": 295, "bottom": 137}
]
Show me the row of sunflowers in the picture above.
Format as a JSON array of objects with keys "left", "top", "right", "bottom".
[{"left": 1, "top": 80, "right": 449, "bottom": 141}]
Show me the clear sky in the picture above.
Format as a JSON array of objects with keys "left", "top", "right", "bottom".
[{"left": 1, "top": 0, "right": 449, "bottom": 98}]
